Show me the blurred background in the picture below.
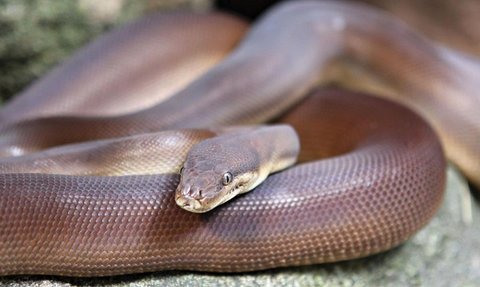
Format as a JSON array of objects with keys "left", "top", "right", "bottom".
[{"left": 1, "top": 0, "right": 479, "bottom": 103}]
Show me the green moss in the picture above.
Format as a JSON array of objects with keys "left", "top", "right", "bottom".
[{"left": 0, "top": 0, "right": 146, "bottom": 103}]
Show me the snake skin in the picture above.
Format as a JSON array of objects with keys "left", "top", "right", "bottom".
[
  {"left": 0, "top": 12, "right": 248, "bottom": 124},
  {"left": 0, "top": 130, "right": 216, "bottom": 176},
  {"left": 1, "top": 0, "right": 479, "bottom": 276},
  {"left": 0, "top": 1, "right": 477, "bottom": 186}
]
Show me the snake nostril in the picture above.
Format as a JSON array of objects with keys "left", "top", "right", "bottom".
[
  {"left": 188, "top": 187, "right": 203, "bottom": 199},
  {"left": 181, "top": 185, "right": 191, "bottom": 197}
]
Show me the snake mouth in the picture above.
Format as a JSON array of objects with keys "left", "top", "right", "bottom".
[
  {"left": 175, "top": 186, "right": 242, "bottom": 213},
  {"left": 175, "top": 195, "right": 210, "bottom": 213},
  {"left": 175, "top": 186, "right": 221, "bottom": 213},
  {"left": 232, "top": 183, "right": 241, "bottom": 192},
  {"left": 230, "top": 172, "right": 258, "bottom": 195},
  {"left": 231, "top": 182, "right": 246, "bottom": 194}
]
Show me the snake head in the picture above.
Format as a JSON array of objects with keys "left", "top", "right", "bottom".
[{"left": 175, "top": 135, "right": 262, "bottom": 213}]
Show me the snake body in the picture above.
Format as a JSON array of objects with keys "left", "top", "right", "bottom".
[
  {"left": 0, "top": 0, "right": 478, "bottom": 276},
  {"left": 0, "top": 90, "right": 445, "bottom": 276},
  {"left": 0, "top": 129, "right": 217, "bottom": 176},
  {"left": 0, "top": 12, "right": 247, "bottom": 124}
]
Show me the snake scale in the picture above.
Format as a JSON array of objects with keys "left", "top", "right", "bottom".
[{"left": 0, "top": 0, "right": 479, "bottom": 276}]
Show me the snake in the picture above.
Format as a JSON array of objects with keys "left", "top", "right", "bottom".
[{"left": 0, "top": 0, "right": 479, "bottom": 277}]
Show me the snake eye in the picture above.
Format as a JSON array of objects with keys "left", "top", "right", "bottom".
[
  {"left": 222, "top": 172, "right": 233, "bottom": 186},
  {"left": 179, "top": 167, "right": 184, "bottom": 174}
]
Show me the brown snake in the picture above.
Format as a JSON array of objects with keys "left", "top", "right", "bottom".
[{"left": 0, "top": 0, "right": 479, "bottom": 276}]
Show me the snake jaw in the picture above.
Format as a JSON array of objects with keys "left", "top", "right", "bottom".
[{"left": 175, "top": 194, "right": 206, "bottom": 213}]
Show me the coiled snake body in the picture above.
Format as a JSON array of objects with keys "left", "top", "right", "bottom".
[{"left": 0, "top": 0, "right": 479, "bottom": 276}]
